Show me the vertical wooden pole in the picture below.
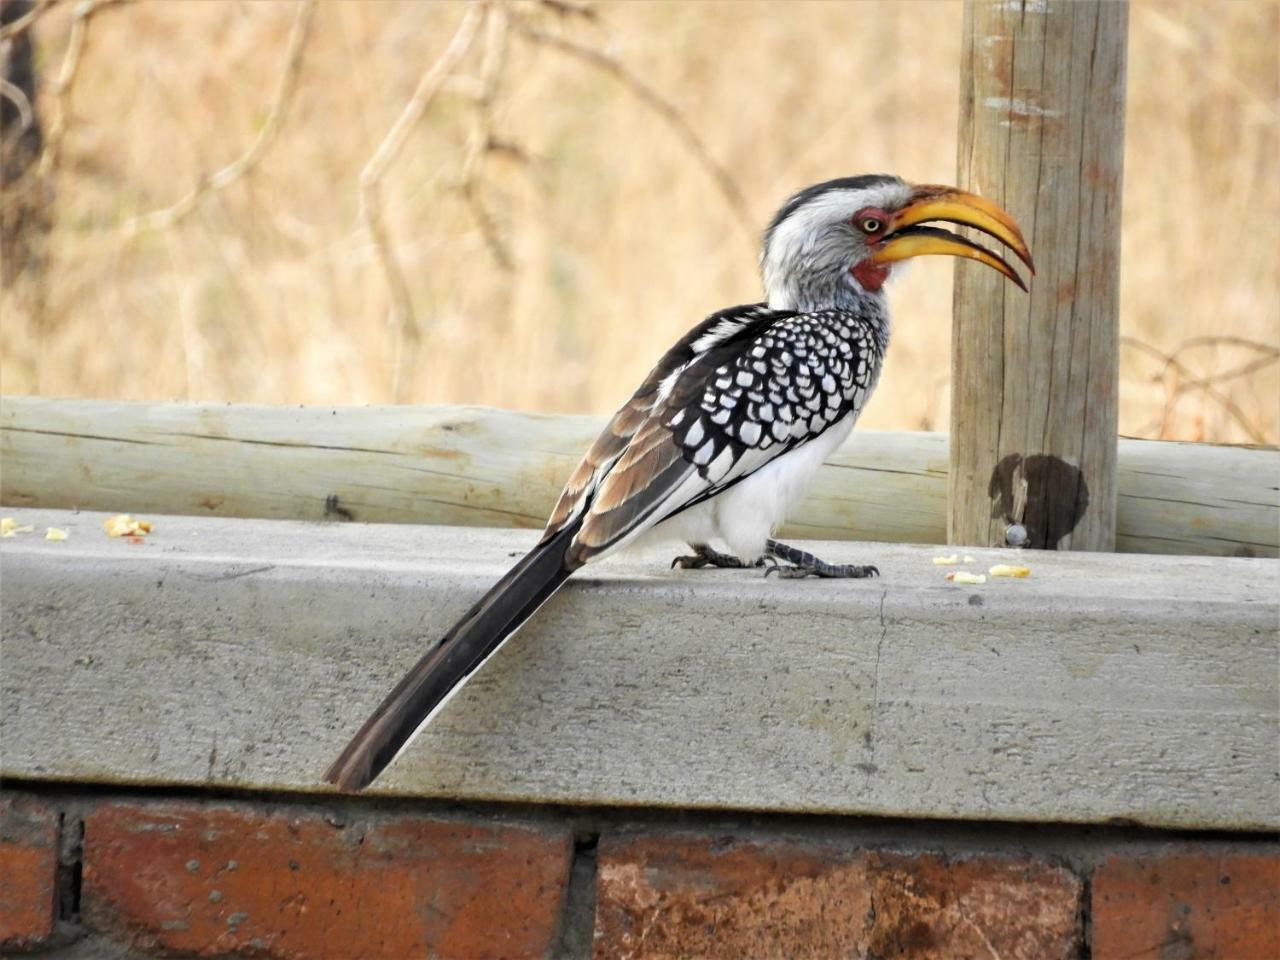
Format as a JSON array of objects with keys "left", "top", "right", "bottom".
[{"left": 951, "top": 0, "right": 1127, "bottom": 551}]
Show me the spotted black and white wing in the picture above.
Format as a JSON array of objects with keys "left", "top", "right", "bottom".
[{"left": 552, "top": 304, "right": 884, "bottom": 568}]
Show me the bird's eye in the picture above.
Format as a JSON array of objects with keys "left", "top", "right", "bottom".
[{"left": 859, "top": 217, "right": 883, "bottom": 234}]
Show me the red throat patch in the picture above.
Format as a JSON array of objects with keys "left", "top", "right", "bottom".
[{"left": 851, "top": 260, "right": 890, "bottom": 291}]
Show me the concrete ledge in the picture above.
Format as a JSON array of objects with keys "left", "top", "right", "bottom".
[{"left": 2, "top": 509, "right": 1276, "bottom": 831}]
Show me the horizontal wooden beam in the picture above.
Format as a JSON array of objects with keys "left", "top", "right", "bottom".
[
  {"left": 1, "top": 396, "right": 1276, "bottom": 557},
  {"left": 1, "top": 509, "right": 1277, "bottom": 830}
]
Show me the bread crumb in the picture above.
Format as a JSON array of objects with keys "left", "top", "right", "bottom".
[
  {"left": 104, "top": 515, "right": 155, "bottom": 537},
  {"left": 989, "top": 564, "right": 1031, "bottom": 578}
]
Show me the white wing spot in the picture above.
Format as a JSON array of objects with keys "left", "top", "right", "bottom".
[
  {"left": 685, "top": 417, "right": 705, "bottom": 447},
  {"left": 706, "top": 446, "right": 735, "bottom": 483}
]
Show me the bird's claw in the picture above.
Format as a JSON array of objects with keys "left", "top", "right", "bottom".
[
  {"left": 672, "top": 545, "right": 753, "bottom": 570},
  {"left": 671, "top": 554, "right": 710, "bottom": 570}
]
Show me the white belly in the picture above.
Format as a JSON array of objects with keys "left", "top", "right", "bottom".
[{"left": 629, "top": 411, "right": 856, "bottom": 560}]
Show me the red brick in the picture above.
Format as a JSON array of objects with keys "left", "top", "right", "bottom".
[
  {"left": 82, "top": 801, "right": 572, "bottom": 959},
  {"left": 0, "top": 793, "right": 59, "bottom": 950},
  {"left": 595, "top": 834, "right": 873, "bottom": 959},
  {"left": 593, "top": 835, "right": 1082, "bottom": 960},
  {"left": 1093, "top": 851, "right": 1280, "bottom": 960},
  {"left": 864, "top": 851, "right": 1082, "bottom": 960}
]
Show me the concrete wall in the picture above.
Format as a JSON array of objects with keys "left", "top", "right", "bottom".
[{"left": 2, "top": 509, "right": 1277, "bottom": 957}]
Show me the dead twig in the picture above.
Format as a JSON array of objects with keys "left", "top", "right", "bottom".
[
  {"left": 458, "top": 4, "right": 515, "bottom": 271},
  {"left": 120, "top": 0, "right": 316, "bottom": 235},
  {"left": 1163, "top": 335, "right": 1280, "bottom": 362},
  {"left": 512, "top": 19, "right": 755, "bottom": 240},
  {"left": 531, "top": 0, "right": 598, "bottom": 22},
  {"left": 36, "top": 0, "right": 127, "bottom": 179},
  {"left": 0, "top": 76, "right": 34, "bottom": 132},
  {"left": 1121, "top": 335, "right": 1277, "bottom": 444},
  {"left": 0, "top": 0, "right": 59, "bottom": 44},
  {"left": 360, "top": 3, "right": 485, "bottom": 402}
]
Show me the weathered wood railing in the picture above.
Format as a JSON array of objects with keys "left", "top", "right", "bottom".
[{"left": 1, "top": 396, "right": 1276, "bottom": 557}]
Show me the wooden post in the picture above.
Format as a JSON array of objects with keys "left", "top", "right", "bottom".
[{"left": 951, "top": 0, "right": 1128, "bottom": 551}]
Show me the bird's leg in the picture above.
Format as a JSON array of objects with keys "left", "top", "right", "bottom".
[
  {"left": 764, "top": 539, "right": 879, "bottom": 580},
  {"left": 671, "top": 543, "right": 757, "bottom": 570}
]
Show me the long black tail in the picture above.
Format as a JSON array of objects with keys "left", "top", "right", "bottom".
[{"left": 324, "top": 521, "right": 581, "bottom": 791}]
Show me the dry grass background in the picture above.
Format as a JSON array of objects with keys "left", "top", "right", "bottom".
[{"left": 2, "top": 0, "right": 1277, "bottom": 443}]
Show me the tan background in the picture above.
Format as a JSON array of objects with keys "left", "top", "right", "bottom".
[{"left": 2, "top": 0, "right": 1276, "bottom": 442}]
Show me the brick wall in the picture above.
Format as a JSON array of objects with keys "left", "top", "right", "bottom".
[{"left": 2, "top": 789, "right": 1276, "bottom": 959}]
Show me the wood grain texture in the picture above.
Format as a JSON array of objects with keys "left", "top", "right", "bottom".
[
  {"left": 952, "top": 0, "right": 1128, "bottom": 550},
  {"left": 1, "top": 396, "right": 1275, "bottom": 557},
  {"left": 1, "top": 510, "right": 1276, "bottom": 830}
]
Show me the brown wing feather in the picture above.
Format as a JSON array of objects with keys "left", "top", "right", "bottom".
[
  {"left": 588, "top": 421, "right": 683, "bottom": 518},
  {"left": 568, "top": 426, "right": 692, "bottom": 565},
  {"left": 543, "top": 397, "right": 649, "bottom": 536},
  {"left": 544, "top": 303, "right": 781, "bottom": 556},
  {"left": 542, "top": 325, "right": 704, "bottom": 540}
]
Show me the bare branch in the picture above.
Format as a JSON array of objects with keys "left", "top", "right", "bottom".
[
  {"left": 512, "top": 19, "right": 755, "bottom": 240},
  {"left": 1167, "top": 335, "right": 1280, "bottom": 360},
  {"left": 119, "top": 0, "right": 316, "bottom": 236},
  {"left": 36, "top": 0, "right": 128, "bottom": 178},
  {"left": 458, "top": 4, "right": 515, "bottom": 270},
  {"left": 1120, "top": 335, "right": 1275, "bottom": 444},
  {"left": 360, "top": 3, "right": 486, "bottom": 403},
  {"left": 0, "top": 0, "right": 60, "bottom": 44},
  {"left": 0, "top": 76, "right": 34, "bottom": 131},
  {"left": 532, "top": 0, "right": 598, "bottom": 22}
]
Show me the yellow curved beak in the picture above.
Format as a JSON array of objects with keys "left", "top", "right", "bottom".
[{"left": 870, "top": 186, "right": 1034, "bottom": 291}]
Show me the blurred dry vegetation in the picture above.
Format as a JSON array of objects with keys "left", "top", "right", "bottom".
[{"left": 1, "top": 0, "right": 1277, "bottom": 443}]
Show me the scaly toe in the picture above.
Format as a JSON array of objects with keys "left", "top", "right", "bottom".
[
  {"left": 775, "top": 566, "right": 816, "bottom": 579},
  {"left": 764, "top": 562, "right": 813, "bottom": 579},
  {"left": 818, "top": 563, "right": 880, "bottom": 579},
  {"left": 824, "top": 564, "right": 879, "bottom": 579}
]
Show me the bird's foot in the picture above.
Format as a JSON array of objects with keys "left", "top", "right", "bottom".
[
  {"left": 671, "top": 544, "right": 758, "bottom": 570},
  {"left": 763, "top": 540, "right": 879, "bottom": 580}
]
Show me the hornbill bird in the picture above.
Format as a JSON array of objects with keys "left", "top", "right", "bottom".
[{"left": 325, "top": 174, "right": 1032, "bottom": 791}]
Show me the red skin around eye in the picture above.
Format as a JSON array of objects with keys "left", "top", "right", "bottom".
[
  {"left": 850, "top": 206, "right": 891, "bottom": 290},
  {"left": 852, "top": 206, "right": 890, "bottom": 235}
]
